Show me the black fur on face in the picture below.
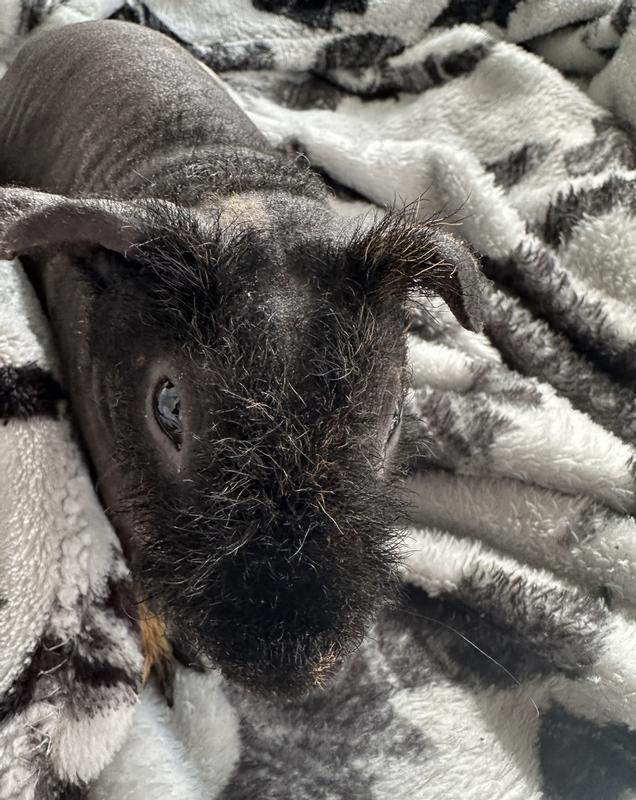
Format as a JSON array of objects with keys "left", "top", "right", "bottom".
[
  {"left": 39, "top": 195, "right": 482, "bottom": 697},
  {"left": 83, "top": 202, "right": 412, "bottom": 696}
]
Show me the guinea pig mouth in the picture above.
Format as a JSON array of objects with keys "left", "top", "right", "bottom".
[
  {"left": 200, "top": 624, "right": 350, "bottom": 698},
  {"left": 157, "top": 558, "right": 391, "bottom": 697}
]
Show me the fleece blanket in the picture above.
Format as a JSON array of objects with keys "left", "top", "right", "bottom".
[{"left": 3, "top": 1, "right": 636, "bottom": 798}]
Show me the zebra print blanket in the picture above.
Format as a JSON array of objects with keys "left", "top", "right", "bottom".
[{"left": 2, "top": 1, "right": 636, "bottom": 798}]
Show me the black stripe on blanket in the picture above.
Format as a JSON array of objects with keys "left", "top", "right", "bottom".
[
  {"left": 73, "top": 652, "right": 139, "bottom": 690},
  {"left": 433, "top": 0, "right": 525, "bottom": 28},
  {"left": 317, "top": 40, "right": 494, "bottom": 101},
  {"left": 252, "top": 0, "right": 367, "bottom": 30},
  {"left": 364, "top": 41, "right": 493, "bottom": 97},
  {"left": 256, "top": 74, "right": 349, "bottom": 110},
  {"left": 612, "top": 0, "right": 635, "bottom": 36},
  {"left": 564, "top": 117, "right": 636, "bottom": 177},
  {"left": 482, "top": 243, "right": 636, "bottom": 380},
  {"left": 18, "top": 0, "right": 58, "bottom": 35},
  {"left": 113, "top": 1, "right": 165, "bottom": 28},
  {"left": 315, "top": 32, "right": 405, "bottom": 71},
  {"left": 0, "top": 363, "right": 64, "bottom": 422},
  {"left": 543, "top": 174, "right": 636, "bottom": 248},
  {"left": 201, "top": 41, "right": 275, "bottom": 72},
  {"left": 486, "top": 141, "right": 552, "bottom": 189},
  {"left": 36, "top": 774, "right": 87, "bottom": 800},
  {"left": 394, "top": 579, "right": 607, "bottom": 688},
  {"left": 423, "top": 42, "right": 492, "bottom": 86},
  {"left": 0, "top": 631, "right": 139, "bottom": 723},
  {"left": 408, "top": 386, "right": 513, "bottom": 474},
  {"left": 0, "top": 635, "right": 68, "bottom": 721},
  {"left": 484, "top": 290, "right": 636, "bottom": 444}
]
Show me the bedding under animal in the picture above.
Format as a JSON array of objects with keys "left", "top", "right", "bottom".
[{"left": 3, "top": 1, "right": 636, "bottom": 799}]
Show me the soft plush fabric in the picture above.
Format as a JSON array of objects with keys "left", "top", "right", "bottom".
[{"left": 2, "top": 1, "right": 636, "bottom": 798}]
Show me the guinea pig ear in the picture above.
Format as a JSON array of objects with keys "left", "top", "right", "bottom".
[
  {"left": 352, "top": 214, "right": 487, "bottom": 332},
  {"left": 0, "top": 186, "right": 172, "bottom": 259}
]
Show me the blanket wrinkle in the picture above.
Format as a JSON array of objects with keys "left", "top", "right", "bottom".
[{"left": 2, "top": 1, "right": 636, "bottom": 799}]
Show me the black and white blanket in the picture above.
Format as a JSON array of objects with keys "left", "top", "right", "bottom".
[{"left": 2, "top": 1, "right": 636, "bottom": 798}]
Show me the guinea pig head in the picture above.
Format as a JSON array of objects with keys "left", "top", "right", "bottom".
[{"left": 0, "top": 186, "right": 485, "bottom": 696}]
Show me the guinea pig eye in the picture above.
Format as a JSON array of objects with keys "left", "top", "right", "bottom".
[
  {"left": 387, "top": 401, "right": 403, "bottom": 441},
  {"left": 153, "top": 378, "right": 183, "bottom": 450}
]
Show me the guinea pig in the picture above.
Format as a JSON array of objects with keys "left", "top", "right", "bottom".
[{"left": 0, "top": 20, "right": 484, "bottom": 697}]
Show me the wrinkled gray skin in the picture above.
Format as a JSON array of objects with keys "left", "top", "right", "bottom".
[{"left": 0, "top": 21, "right": 484, "bottom": 696}]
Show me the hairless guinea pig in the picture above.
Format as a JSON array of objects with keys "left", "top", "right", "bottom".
[{"left": 0, "top": 21, "right": 484, "bottom": 696}]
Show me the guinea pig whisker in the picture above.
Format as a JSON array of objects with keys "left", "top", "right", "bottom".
[
  {"left": 397, "top": 604, "right": 540, "bottom": 718},
  {"left": 289, "top": 528, "right": 312, "bottom": 560},
  {"left": 316, "top": 494, "right": 345, "bottom": 537}
]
